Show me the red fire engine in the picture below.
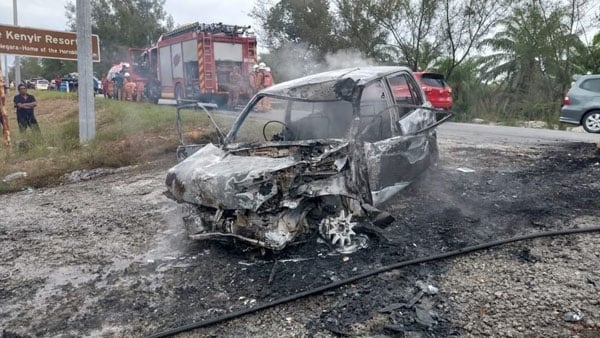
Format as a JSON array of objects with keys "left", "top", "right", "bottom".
[{"left": 128, "top": 22, "right": 257, "bottom": 106}]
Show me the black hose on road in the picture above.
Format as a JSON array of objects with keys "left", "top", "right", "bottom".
[{"left": 145, "top": 226, "right": 600, "bottom": 338}]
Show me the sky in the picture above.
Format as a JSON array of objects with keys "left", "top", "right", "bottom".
[{"left": 0, "top": 0, "right": 258, "bottom": 74}]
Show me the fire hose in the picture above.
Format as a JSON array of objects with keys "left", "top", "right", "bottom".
[{"left": 146, "top": 225, "right": 600, "bottom": 338}]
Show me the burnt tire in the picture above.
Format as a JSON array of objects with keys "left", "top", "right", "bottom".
[{"left": 582, "top": 110, "right": 600, "bottom": 133}]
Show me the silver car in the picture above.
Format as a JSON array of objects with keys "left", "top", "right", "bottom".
[
  {"left": 165, "top": 66, "right": 453, "bottom": 251},
  {"left": 560, "top": 74, "right": 600, "bottom": 133}
]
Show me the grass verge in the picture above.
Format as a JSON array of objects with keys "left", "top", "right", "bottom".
[{"left": 0, "top": 90, "right": 223, "bottom": 193}]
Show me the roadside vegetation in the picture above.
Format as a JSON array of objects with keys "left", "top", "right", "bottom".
[{"left": 0, "top": 91, "right": 223, "bottom": 193}]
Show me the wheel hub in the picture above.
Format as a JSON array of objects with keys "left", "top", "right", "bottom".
[
  {"left": 585, "top": 113, "right": 600, "bottom": 132},
  {"left": 319, "top": 209, "right": 356, "bottom": 247}
]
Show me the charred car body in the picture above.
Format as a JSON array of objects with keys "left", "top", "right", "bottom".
[{"left": 166, "top": 66, "right": 452, "bottom": 251}]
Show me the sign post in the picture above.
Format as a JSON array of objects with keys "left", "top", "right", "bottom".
[
  {"left": 0, "top": 24, "right": 100, "bottom": 61},
  {"left": 13, "top": 0, "right": 20, "bottom": 86},
  {"left": 76, "top": 0, "right": 95, "bottom": 142},
  {"left": 0, "top": 22, "right": 100, "bottom": 143}
]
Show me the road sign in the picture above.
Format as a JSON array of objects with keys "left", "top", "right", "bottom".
[{"left": 0, "top": 24, "right": 100, "bottom": 62}]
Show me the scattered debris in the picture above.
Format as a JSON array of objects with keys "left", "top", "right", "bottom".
[
  {"left": 2, "top": 171, "right": 27, "bottom": 182},
  {"left": 415, "top": 298, "right": 438, "bottom": 327},
  {"left": 267, "top": 261, "right": 277, "bottom": 284},
  {"left": 379, "top": 303, "right": 405, "bottom": 313},
  {"left": 563, "top": 310, "right": 584, "bottom": 322},
  {"left": 456, "top": 167, "right": 475, "bottom": 173},
  {"left": 64, "top": 166, "right": 137, "bottom": 183},
  {"left": 587, "top": 275, "right": 599, "bottom": 288},
  {"left": 415, "top": 280, "right": 439, "bottom": 295},
  {"left": 383, "top": 323, "right": 405, "bottom": 332}
]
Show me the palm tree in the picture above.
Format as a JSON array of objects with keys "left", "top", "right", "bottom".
[{"left": 479, "top": 1, "right": 579, "bottom": 119}]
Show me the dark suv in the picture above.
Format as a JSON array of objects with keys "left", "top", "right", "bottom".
[{"left": 560, "top": 74, "right": 600, "bottom": 133}]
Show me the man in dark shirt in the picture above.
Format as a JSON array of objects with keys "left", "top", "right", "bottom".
[
  {"left": 13, "top": 84, "right": 40, "bottom": 133},
  {"left": 114, "top": 70, "right": 125, "bottom": 100}
]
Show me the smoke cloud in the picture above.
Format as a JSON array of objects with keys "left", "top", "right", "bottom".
[{"left": 262, "top": 42, "right": 377, "bottom": 83}]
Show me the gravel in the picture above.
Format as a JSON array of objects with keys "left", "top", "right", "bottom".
[{"left": 1, "top": 138, "right": 599, "bottom": 337}]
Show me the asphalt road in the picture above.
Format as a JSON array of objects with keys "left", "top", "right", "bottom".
[{"left": 439, "top": 122, "right": 599, "bottom": 145}]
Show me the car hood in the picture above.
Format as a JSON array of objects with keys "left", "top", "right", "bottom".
[{"left": 166, "top": 140, "right": 354, "bottom": 211}]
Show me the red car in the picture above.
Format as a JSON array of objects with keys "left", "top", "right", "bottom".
[{"left": 413, "top": 72, "right": 453, "bottom": 110}]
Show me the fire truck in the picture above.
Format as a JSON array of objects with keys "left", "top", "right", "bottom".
[{"left": 128, "top": 22, "right": 257, "bottom": 106}]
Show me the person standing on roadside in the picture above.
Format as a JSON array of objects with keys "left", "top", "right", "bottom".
[
  {"left": 255, "top": 63, "right": 273, "bottom": 111},
  {"left": 0, "top": 72, "right": 11, "bottom": 146},
  {"left": 248, "top": 64, "right": 259, "bottom": 97},
  {"left": 13, "top": 84, "right": 40, "bottom": 134},
  {"left": 54, "top": 75, "right": 62, "bottom": 92},
  {"left": 227, "top": 66, "right": 243, "bottom": 109},
  {"left": 101, "top": 74, "right": 109, "bottom": 98},
  {"left": 123, "top": 73, "right": 137, "bottom": 101},
  {"left": 114, "top": 70, "right": 125, "bottom": 100}
]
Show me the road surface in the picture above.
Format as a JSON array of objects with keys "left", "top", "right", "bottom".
[
  {"left": 439, "top": 122, "right": 598, "bottom": 145},
  {"left": 1, "top": 121, "right": 599, "bottom": 338}
]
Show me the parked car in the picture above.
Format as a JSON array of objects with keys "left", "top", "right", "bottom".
[
  {"left": 34, "top": 79, "right": 49, "bottom": 90},
  {"left": 165, "top": 66, "right": 453, "bottom": 251},
  {"left": 93, "top": 76, "right": 102, "bottom": 94},
  {"left": 413, "top": 72, "right": 453, "bottom": 110},
  {"left": 60, "top": 76, "right": 78, "bottom": 92},
  {"left": 560, "top": 74, "right": 600, "bottom": 133}
]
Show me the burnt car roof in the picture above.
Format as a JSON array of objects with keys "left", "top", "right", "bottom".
[{"left": 259, "top": 66, "right": 413, "bottom": 101}]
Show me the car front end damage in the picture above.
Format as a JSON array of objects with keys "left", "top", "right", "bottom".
[{"left": 166, "top": 139, "right": 374, "bottom": 251}]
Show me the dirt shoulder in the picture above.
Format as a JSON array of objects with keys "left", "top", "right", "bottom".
[{"left": 1, "top": 140, "right": 599, "bottom": 338}]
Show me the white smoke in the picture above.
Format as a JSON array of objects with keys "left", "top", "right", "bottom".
[
  {"left": 263, "top": 42, "right": 378, "bottom": 82},
  {"left": 322, "top": 49, "right": 376, "bottom": 70}
]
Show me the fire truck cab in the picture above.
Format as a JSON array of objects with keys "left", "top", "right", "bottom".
[{"left": 155, "top": 22, "right": 257, "bottom": 106}]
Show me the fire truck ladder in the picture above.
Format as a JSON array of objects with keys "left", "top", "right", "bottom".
[{"left": 201, "top": 34, "right": 216, "bottom": 93}]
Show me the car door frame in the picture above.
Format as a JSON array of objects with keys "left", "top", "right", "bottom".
[{"left": 361, "top": 70, "right": 440, "bottom": 206}]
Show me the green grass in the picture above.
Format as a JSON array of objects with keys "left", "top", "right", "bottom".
[{"left": 0, "top": 91, "right": 223, "bottom": 193}]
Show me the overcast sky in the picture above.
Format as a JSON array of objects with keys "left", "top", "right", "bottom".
[{"left": 0, "top": 0, "right": 257, "bottom": 71}]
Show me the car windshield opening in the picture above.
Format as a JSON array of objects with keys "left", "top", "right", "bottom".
[{"left": 232, "top": 96, "right": 354, "bottom": 143}]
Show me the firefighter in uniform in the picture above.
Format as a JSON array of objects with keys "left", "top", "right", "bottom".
[
  {"left": 248, "top": 64, "right": 259, "bottom": 97},
  {"left": 123, "top": 73, "right": 137, "bottom": 101},
  {"left": 255, "top": 63, "right": 273, "bottom": 111},
  {"left": 227, "top": 66, "right": 243, "bottom": 109},
  {"left": 0, "top": 70, "right": 10, "bottom": 147}
]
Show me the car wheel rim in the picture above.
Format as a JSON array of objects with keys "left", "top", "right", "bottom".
[{"left": 585, "top": 113, "right": 600, "bottom": 132}]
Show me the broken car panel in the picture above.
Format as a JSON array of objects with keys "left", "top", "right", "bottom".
[{"left": 166, "top": 66, "right": 452, "bottom": 251}]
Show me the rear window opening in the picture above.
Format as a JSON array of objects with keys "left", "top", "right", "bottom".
[{"left": 419, "top": 73, "right": 447, "bottom": 88}]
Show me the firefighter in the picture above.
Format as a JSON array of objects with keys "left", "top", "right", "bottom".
[
  {"left": 248, "top": 64, "right": 259, "bottom": 97},
  {"left": 114, "top": 70, "right": 125, "bottom": 100},
  {"left": 227, "top": 66, "right": 243, "bottom": 109},
  {"left": 264, "top": 67, "right": 274, "bottom": 87},
  {"left": 255, "top": 63, "right": 273, "bottom": 111},
  {"left": 136, "top": 81, "right": 145, "bottom": 103},
  {"left": 123, "top": 73, "right": 137, "bottom": 101},
  {"left": 101, "top": 74, "right": 109, "bottom": 98}
]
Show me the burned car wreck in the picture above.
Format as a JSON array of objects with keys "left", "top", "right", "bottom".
[{"left": 166, "top": 66, "right": 452, "bottom": 252}]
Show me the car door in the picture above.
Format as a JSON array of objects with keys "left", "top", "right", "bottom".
[{"left": 362, "top": 71, "right": 439, "bottom": 205}]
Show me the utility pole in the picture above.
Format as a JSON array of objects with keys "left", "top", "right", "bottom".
[
  {"left": 13, "top": 0, "right": 20, "bottom": 85},
  {"left": 76, "top": 0, "right": 95, "bottom": 142}
]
